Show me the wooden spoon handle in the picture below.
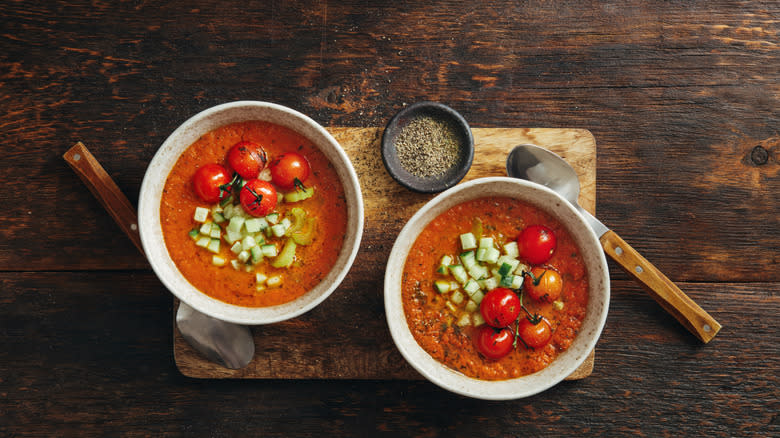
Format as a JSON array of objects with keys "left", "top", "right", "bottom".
[
  {"left": 600, "top": 230, "right": 721, "bottom": 343},
  {"left": 63, "top": 142, "right": 144, "bottom": 254}
]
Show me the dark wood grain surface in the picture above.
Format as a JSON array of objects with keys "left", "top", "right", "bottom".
[{"left": 1, "top": 1, "right": 778, "bottom": 436}]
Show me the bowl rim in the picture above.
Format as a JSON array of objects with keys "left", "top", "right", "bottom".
[
  {"left": 380, "top": 101, "right": 474, "bottom": 193},
  {"left": 384, "top": 176, "right": 609, "bottom": 400},
  {"left": 138, "top": 100, "right": 364, "bottom": 325}
]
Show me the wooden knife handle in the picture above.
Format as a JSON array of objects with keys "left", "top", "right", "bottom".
[
  {"left": 600, "top": 230, "right": 721, "bottom": 343},
  {"left": 63, "top": 142, "right": 144, "bottom": 254}
]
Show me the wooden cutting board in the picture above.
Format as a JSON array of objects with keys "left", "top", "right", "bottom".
[{"left": 174, "top": 127, "right": 598, "bottom": 380}]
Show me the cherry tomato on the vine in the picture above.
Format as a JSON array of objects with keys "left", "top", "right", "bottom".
[
  {"left": 192, "top": 163, "right": 232, "bottom": 203},
  {"left": 524, "top": 267, "right": 563, "bottom": 303},
  {"left": 240, "top": 179, "right": 277, "bottom": 217},
  {"left": 517, "top": 317, "right": 552, "bottom": 349},
  {"left": 227, "top": 140, "right": 267, "bottom": 179},
  {"left": 517, "top": 224, "right": 557, "bottom": 265},
  {"left": 269, "top": 152, "right": 311, "bottom": 190},
  {"left": 473, "top": 325, "right": 514, "bottom": 360},
  {"left": 480, "top": 287, "right": 521, "bottom": 328}
]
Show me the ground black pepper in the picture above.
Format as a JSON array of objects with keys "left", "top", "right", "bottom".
[{"left": 394, "top": 115, "right": 461, "bottom": 178}]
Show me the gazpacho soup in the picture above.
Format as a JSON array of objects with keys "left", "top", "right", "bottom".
[
  {"left": 402, "top": 197, "right": 589, "bottom": 380},
  {"left": 160, "top": 121, "right": 348, "bottom": 307}
]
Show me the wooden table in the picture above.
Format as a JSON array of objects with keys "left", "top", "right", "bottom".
[{"left": 1, "top": 1, "right": 778, "bottom": 436}]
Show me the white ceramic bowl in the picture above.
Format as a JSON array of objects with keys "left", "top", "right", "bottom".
[
  {"left": 138, "top": 101, "right": 364, "bottom": 325},
  {"left": 384, "top": 177, "right": 609, "bottom": 400}
]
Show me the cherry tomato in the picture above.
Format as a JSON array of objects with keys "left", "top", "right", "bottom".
[
  {"left": 227, "top": 140, "right": 267, "bottom": 179},
  {"left": 269, "top": 152, "right": 311, "bottom": 190},
  {"left": 473, "top": 325, "right": 514, "bottom": 360},
  {"left": 192, "top": 163, "right": 232, "bottom": 203},
  {"left": 517, "top": 224, "right": 557, "bottom": 265},
  {"left": 480, "top": 287, "right": 521, "bottom": 328},
  {"left": 517, "top": 317, "right": 552, "bottom": 349},
  {"left": 524, "top": 267, "right": 563, "bottom": 303},
  {"left": 239, "top": 179, "right": 278, "bottom": 217}
]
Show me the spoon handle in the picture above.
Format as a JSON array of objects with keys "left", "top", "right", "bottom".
[
  {"left": 63, "top": 142, "right": 144, "bottom": 254},
  {"left": 600, "top": 230, "right": 721, "bottom": 343}
]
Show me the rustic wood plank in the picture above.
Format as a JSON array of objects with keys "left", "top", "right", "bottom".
[
  {"left": 1, "top": 272, "right": 776, "bottom": 436},
  {"left": 173, "top": 127, "right": 597, "bottom": 378},
  {"left": 0, "top": 1, "right": 776, "bottom": 283}
]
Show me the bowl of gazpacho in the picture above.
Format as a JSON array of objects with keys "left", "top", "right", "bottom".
[
  {"left": 384, "top": 177, "right": 609, "bottom": 400},
  {"left": 138, "top": 101, "right": 364, "bottom": 325}
]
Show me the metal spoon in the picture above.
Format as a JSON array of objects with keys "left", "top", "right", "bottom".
[
  {"left": 506, "top": 144, "right": 721, "bottom": 343},
  {"left": 64, "top": 142, "right": 255, "bottom": 368}
]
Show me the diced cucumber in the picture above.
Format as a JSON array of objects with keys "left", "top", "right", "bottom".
[
  {"left": 271, "top": 223, "right": 287, "bottom": 237},
  {"left": 472, "top": 312, "right": 486, "bottom": 326},
  {"left": 465, "top": 300, "right": 478, "bottom": 313},
  {"left": 195, "top": 236, "right": 210, "bottom": 248},
  {"left": 281, "top": 217, "right": 292, "bottom": 230},
  {"left": 211, "top": 204, "right": 223, "bottom": 214},
  {"left": 261, "top": 244, "right": 278, "bottom": 257},
  {"left": 230, "top": 259, "right": 241, "bottom": 270},
  {"left": 445, "top": 301, "right": 458, "bottom": 314},
  {"left": 222, "top": 203, "right": 235, "bottom": 219},
  {"left": 464, "top": 279, "right": 480, "bottom": 296},
  {"left": 271, "top": 239, "right": 296, "bottom": 268},
  {"left": 510, "top": 274, "right": 524, "bottom": 289},
  {"left": 496, "top": 256, "right": 520, "bottom": 273},
  {"left": 230, "top": 241, "right": 243, "bottom": 255},
  {"left": 498, "top": 262, "right": 514, "bottom": 277},
  {"left": 227, "top": 216, "right": 245, "bottom": 234},
  {"left": 209, "top": 223, "right": 221, "bottom": 239},
  {"left": 476, "top": 247, "right": 488, "bottom": 262},
  {"left": 255, "top": 272, "right": 268, "bottom": 284},
  {"left": 265, "top": 213, "right": 279, "bottom": 224},
  {"left": 237, "top": 250, "right": 250, "bottom": 263},
  {"left": 471, "top": 289, "right": 485, "bottom": 304},
  {"left": 440, "top": 255, "right": 453, "bottom": 267},
  {"left": 483, "top": 247, "right": 500, "bottom": 264},
  {"left": 450, "top": 265, "right": 468, "bottom": 284},
  {"left": 451, "top": 290, "right": 465, "bottom": 304},
  {"left": 479, "top": 237, "right": 494, "bottom": 249},
  {"left": 193, "top": 207, "right": 209, "bottom": 223},
  {"left": 481, "top": 276, "right": 499, "bottom": 291},
  {"left": 456, "top": 314, "right": 471, "bottom": 327},
  {"left": 199, "top": 221, "right": 212, "bottom": 235},
  {"left": 460, "top": 251, "right": 477, "bottom": 270},
  {"left": 515, "top": 263, "right": 530, "bottom": 275},
  {"left": 503, "top": 241, "right": 519, "bottom": 258},
  {"left": 460, "top": 232, "right": 477, "bottom": 250},
  {"left": 188, "top": 229, "right": 200, "bottom": 240},
  {"left": 553, "top": 300, "right": 564, "bottom": 311},
  {"left": 499, "top": 274, "right": 514, "bottom": 287},
  {"left": 436, "top": 265, "right": 449, "bottom": 275},
  {"left": 284, "top": 186, "right": 315, "bottom": 203},
  {"left": 245, "top": 217, "right": 268, "bottom": 233},
  {"left": 212, "top": 212, "right": 226, "bottom": 224},
  {"left": 225, "top": 229, "right": 243, "bottom": 245},
  {"left": 450, "top": 281, "right": 460, "bottom": 291},
  {"left": 266, "top": 275, "right": 283, "bottom": 288},
  {"left": 211, "top": 255, "right": 226, "bottom": 267},
  {"left": 468, "top": 264, "right": 488, "bottom": 280},
  {"left": 250, "top": 246, "right": 263, "bottom": 264},
  {"left": 434, "top": 280, "right": 451, "bottom": 294},
  {"left": 241, "top": 235, "right": 257, "bottom": 251},
  {"left": 207, "top": 238, "right": 220, "bottom": 253}
]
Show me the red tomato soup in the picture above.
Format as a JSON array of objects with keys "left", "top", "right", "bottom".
[
  {"left": 160, "top": 121, "right": 348, "bottom": 307},
  {"left": 402, "top": 197, "right": 588, "bottom": 380}
]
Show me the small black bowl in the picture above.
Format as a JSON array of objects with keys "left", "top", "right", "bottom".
[{"left": 381, "top": 101, "right": 474, "bottom": 193}]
